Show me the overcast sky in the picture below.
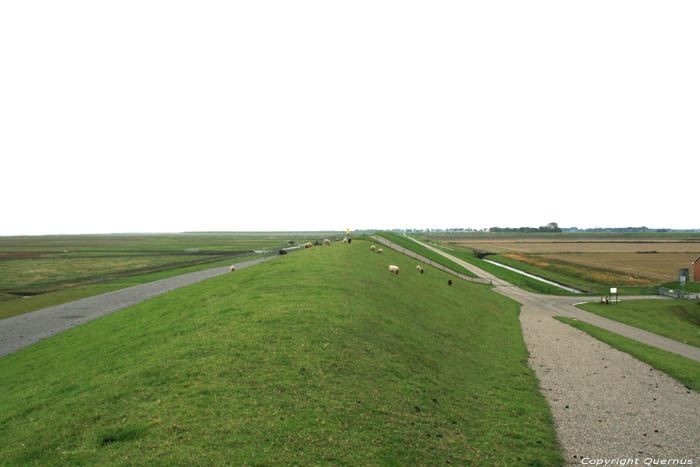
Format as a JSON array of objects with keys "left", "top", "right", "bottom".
[{"left": 1, "top": 1, "right": 698, "bottom": 235}]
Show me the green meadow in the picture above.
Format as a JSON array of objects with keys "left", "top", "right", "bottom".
[
  {"left": 0, "top": 232, "right": 340, "bottom": 319},
  {"left": 0, "top": 239, "right": 562, "bottom": 465}
]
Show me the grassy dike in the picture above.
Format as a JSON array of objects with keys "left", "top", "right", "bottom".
[
  {"left": 0, "top": 239, "right": 562, "bottom": 465},
  {"left": 376, "top": 232, "right": 478, "bottom": 278}
]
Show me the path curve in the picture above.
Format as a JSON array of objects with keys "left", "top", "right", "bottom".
[
  {"left": 0, "top": 256, "right": 275, "bottom": 358},
  {"left": 376, "top": 235, "right": 700, "bottom": 464}
]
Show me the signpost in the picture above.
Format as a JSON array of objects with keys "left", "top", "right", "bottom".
[
  {"left": 610, "top": 287, "right": 618, "bottom": 304},
  {"left": 679, "top": 269, "right": 689, "bottom": 298}
]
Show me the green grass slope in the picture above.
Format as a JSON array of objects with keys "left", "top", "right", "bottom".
[
  {"left": 377, "top": 232, "right": 477, "bottom": 278},
  {"left": 0, "top": 240, "right": 562, "bottom": 466}
]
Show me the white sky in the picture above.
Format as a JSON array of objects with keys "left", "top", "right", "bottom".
[{"left": 1, "top": 1, "right": 698, "bottom": 235}]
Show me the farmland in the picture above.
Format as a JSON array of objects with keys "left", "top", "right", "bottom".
[
  {"left": 421, "top": 232, "right": 700, "bottom": 290},
  {"left": 0, "top": 232, "right": 342, "bottom": 316}
]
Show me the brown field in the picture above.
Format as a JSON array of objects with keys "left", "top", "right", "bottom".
[
  {"left": 505, "top": 252, "right": 697, "bottom": 284},
  {"left": 445, "top": 240, "right": 700, "bottom": 254},
  {"left": 425, "top": 233, "right": 700, "bottom": 286}
]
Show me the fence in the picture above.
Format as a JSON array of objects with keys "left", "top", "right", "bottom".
[
  {"left": 658, "top": 286, "right": 700, "bottom": 302},
  {"left": 369, "top": 235, "right": 492, "bottom": 286}
]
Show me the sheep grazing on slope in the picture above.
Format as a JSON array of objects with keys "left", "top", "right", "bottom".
[
  {"left": 448, "top": 279, "right": 452, "bottom": 286},
  {"left": 304, "top": 242, "right": 313, "bottom": 248},
  {"left": 230, "top": 265, "right": 236, "bottom": 272},
  {"left": 416, "top": 265, "right": 424, "bottom": 274},
  {"left": 324, "top": 239, "right": 331, "bottom": 246},
  {"left": 377, "top": 248, "right": 383, "bottom": 254},
  {"left": 389, "top": 265, "right": 400, "bottom": 276},
  {"left": 370, "top": 245, "right": 376, "bottom": 251}
]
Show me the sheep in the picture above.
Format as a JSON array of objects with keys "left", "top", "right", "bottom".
[
  {"left": 343, "top": 238, "right": 348, "bottom": 244},
  {"left": 278, "top": 249, "right": 288, "bottom": 255},
  {"left": 416, "top": 265, "right": 424, "bottom": 274},
  {"left": 370, "top": 245, "right": 376, "bottom": 251},
  {"left": 304, "top": 242, "right": 313, "bottom": 248},
  {"left": 230, "top": 265, "right": 236, "bottom": 272},
  {"left": 448, "top": 279, "right": 452, "bottom": 286},
  {"left": 389, "top": 265, "right": 400, "bottom": 276},
  {"left": 377, "top": 248, "right": 383, "bottom": 254},
  {"left": 324, "top": 238, "right": 331, "bottom": 246}
]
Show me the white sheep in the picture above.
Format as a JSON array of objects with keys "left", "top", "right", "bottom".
[
  {"left": 343, "top": 238, "right": 348, "bottom": 244},
  {"left": 377, "top": 248, "right": 383, "bottom": 254},
  {"left": 324, "top": 238, "right": 331, "bottom": 246},
  {"left": 370, "top": 245, "right": 376, "bottom": 251},
  {"left": 389, "top": 265, "right": 400, "bottom": 276},
  {"left": 304, "top": 242, "right": 313, "bottom": 248},
  {"left": 230, "top": 265, "right": 236, "bottom": 272},
  {"left": 416, "top": 265, "right": 424, "bottom": 274}
]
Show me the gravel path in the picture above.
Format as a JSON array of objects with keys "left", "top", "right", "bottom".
[
  {"left": 376, "top": 235, "right": 700, "bottom": 464},
  {"left": 0, "top": 256, "right": 275, "bottom": 358}
]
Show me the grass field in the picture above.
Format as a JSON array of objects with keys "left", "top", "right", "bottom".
[
  {"left": 423, "top": 232, "right": 700, "bottom": 293},
  {"left": 0, "top": 239, "right": 563, "bottom": 465},
  {"left": 0, "top": 232, "right": 340, "bottom": 305},
  {"left": 554, "top": 317, "right": 700, "bottom": 392},
  {"left": 576, "top": 299, "right": 700, "bottom": 348}
]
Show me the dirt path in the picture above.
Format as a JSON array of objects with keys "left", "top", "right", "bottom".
[
  {"left": 0, "top": 256, "right": 275, "bottom": 358},
  {"left": 375, "top": 235, "right": 700, "bottom": 464}
]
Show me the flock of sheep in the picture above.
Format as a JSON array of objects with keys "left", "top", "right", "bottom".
[
  {"left": 369, "top": 244, "right": 426, "bottom": 279},
  {"left": 229, "top": 238, "right": 451, "bottom": 286}
]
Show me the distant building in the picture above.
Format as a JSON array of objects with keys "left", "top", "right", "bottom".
[{"left": 693, "top": 255, "right": 700, "bottom": 282}]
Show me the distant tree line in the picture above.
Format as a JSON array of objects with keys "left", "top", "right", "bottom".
[
  {"left": 489, "top": 222, "right": 561, "bottom": 233},
  {"left": 562, "top": 226, "right": 671, "bottom": 233}
]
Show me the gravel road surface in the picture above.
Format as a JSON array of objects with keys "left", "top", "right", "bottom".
[{"left": 0, "top": 256, "right": 274, "bottom": 358}]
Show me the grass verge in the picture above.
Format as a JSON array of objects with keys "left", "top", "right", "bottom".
[
  {"left": 554, "top": 317, "right": 700, "bottom": 392},
  {"left": 0, "top": 240, "right": 562, "bottom": 465},
  {"left": 576, "top": 300, "right": 700, "bottom": 348}
]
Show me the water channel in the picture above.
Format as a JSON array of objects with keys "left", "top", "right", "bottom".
[{"left": 482, "top": 259, "right": 584, "bottom": 294}]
